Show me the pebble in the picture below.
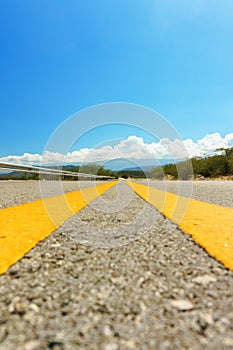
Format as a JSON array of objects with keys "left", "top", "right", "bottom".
[
  {"left": 22, "top": 340, "right": 42, "bottom": 350},
  {"left": 103, "top": 326, "right": 112, "bottom": 337},
  {"left": 121, "top": 340, "right": 135, "bottom": 349},
  {"left": 192, "top": 275, "right": 217, "bottom": 285},
  {"left": 105, "top": 344, "right": 118, "bottom": 350},
  {"left": 170, "top": 299, "right": 194, "bottom": 311},
  {"left": 200, "top": 312, "right": 213, "bottom": 325},
  {"left": 224, "top": 338, "right": 233, "bottom": 347}
]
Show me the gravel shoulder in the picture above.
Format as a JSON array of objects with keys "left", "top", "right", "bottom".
[
  {"left": 0, "top": 182, "right": 233, "bottom": 349},
  {"left": 136, "top": 179, "right": 233, "bottom": 208}
]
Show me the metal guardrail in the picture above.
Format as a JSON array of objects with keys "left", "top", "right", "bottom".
[{"left": 0, "top": 162, "right": 115, "bottom": 180}]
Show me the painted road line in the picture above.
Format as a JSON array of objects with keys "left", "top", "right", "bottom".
[
  {"left": 0, "top": 181, "right": 117, "bottom": 275},
  {"left": 128, "top": 181, "right": 233, "bottom": 271}
]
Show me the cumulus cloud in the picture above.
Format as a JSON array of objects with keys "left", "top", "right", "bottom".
[
  {"left": 0, "top": 132, "right": 233, "bottom": 165},
  {"left": 0, "top": 153, "right": 43, "bottom": 165},
  {"left": 184, "top": 132, "right": 233, "bottom": 157}
]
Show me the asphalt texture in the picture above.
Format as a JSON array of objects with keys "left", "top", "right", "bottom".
[
  {"left": 0, "top": 181, "right": 105, "bottom": 209},
  {"left": 0, "top": 180, "right": 233, "bottom": 349},
  {"left": 136, "top": 179, "right": 233, "bottom": 208}
]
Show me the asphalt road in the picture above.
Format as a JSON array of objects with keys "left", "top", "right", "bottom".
[
  {"left": 0, "top": 181, "right": 233, "bottom": 349},
  {"left": 136, "top": 179, "right": 233, "bottom": 208},
  {"left": 0, "top": 180, "right": 107, "bottom": 209}
]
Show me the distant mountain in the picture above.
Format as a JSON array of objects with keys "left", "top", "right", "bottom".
[
  {"left": 121, "top": 165, "right": 155, "bottom": 171},
  {"left": 100, "top": 158, "right": 179, "bottom": 171},
  {"left": 118, "top": 158, "right": 184, "bottom": 172}
]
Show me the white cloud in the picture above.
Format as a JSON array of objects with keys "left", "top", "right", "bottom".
[
  {"left": 0, "top": 153, "right": 43, "bottom": 165},
  {"left": 1, "top": 132, "right": 233, "bottom": 165},
  {"left": 186, "top": 132, "right": 233, "bottom": 157}
]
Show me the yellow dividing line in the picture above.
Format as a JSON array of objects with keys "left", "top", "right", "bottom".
[
  {"left": 0, "top": 181, "right": 117, "bottom": 275},
  {"left": 128, "top": 181, "right": 233, "bottom": 271}
]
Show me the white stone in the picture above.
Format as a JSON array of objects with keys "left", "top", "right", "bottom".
[
  {"left": 170, "top": 299, "right": 194, "bottom": 311},
  {"left": 224, "top": 338, "right": 233, "bottom": 347},
  {"left": 192, "top": 275, "right": 217, "bottom": 285}
]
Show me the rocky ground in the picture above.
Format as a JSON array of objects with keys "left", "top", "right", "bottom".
[{"left": 0, "top": 181, "right": 233, "bottom": 349}]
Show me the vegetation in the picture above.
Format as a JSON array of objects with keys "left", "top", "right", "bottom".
[
  {"left": 150, "top": 166, "right": 165, "bottom": 180},
  {"left": 116, "top": 169, "right": 146, "bottom": 179},
  {"left": 76, "top": 163, "right": 115, "bottom": 178},
  {"left": 150, "top": 146, "right": 233, "bottom": 180},
  {"left": 67, "top": 163, "right": 116, "bottom": 180}
]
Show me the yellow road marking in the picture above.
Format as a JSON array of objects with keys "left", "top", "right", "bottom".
[
  {"left": 0, "top": 181, "right": 117, "bottom": 275},
  {"left": 128, "top": 181, "right": 233, "bottom": 271}
]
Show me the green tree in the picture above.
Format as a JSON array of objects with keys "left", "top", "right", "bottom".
[
  {"left": 150, "top": 166, "right": 164, "bottom": 180},
  {"left": 163, "top": 163, "right": 178, "bottom": 179},
  {"left": 177, "top": 160, "right": 193, "bottom": 180}
]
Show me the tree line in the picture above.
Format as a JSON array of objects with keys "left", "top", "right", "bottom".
[{"left": 150, "top": 146, "right": 233, "bottom": 180}]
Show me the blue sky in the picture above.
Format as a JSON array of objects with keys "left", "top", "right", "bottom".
[{"left": 0, "top": 0, "right": 233, "bottom": 162}]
